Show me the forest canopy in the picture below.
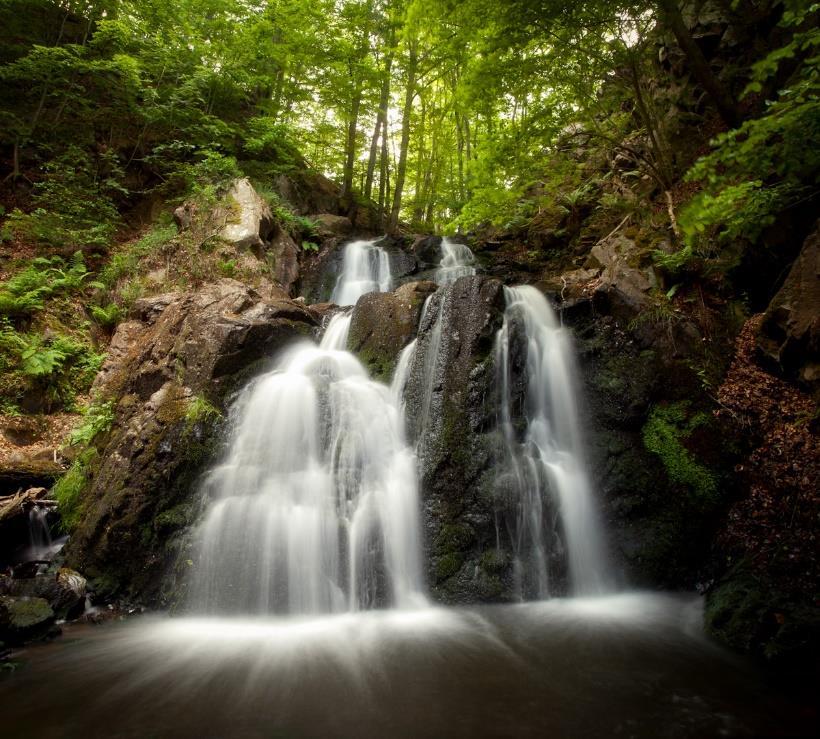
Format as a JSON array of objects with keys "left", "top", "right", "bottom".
[{"left": 0, "top": 0, "right": 818, "bottom": 246}]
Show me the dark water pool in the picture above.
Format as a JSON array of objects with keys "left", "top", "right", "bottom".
[{"left": 1, "top": 593, "right": 816, "bottom": 738}]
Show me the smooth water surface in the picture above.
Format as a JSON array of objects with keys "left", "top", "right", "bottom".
[{"left": 0, "top": 593, "right": 814, "bottom": 738}]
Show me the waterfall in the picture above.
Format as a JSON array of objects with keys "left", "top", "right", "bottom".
[
  {"left": 26, "top": 504, "right": 52, "bottom": 560},
  {"left": 435, "top": 238, "right": 476, "bottom": 286},
  {"left": 331, "top": 239, "right": 392, "bottom": 306},
  {"left": 189, "top": 312, "right": 425, "bottom": 615},
  {"left": 496, "top": 285, "right": 609, "bottom": 597}
]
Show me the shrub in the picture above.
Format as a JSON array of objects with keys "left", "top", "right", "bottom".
[{"left": 4, "top": 147, "right": 121, "bottom": 249}]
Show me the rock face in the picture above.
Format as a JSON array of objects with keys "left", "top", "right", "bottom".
[
  {"left": 268, "top": 229, "right": 300, "bottom": 295},
  {"left": 758, "top": 221, "right": 820, "bottom": 393},
  {"left": 586, "top": 234, "right": 659, "bottom": 319},
  {"left": 570, "top": 309, "right": 731, "bottom": 589},
  {"left": 311, "top": 213, "right": 353, "bottom": 237},
  {"left": 348, "top": 281, "right": 437, "bottom": 381},
  {"left": 220, "top": 178, "right": 275, "bottom": 252},
  {"left": 402, "top": 275, "right": 515, "bottom": 603},
  {"left": 66, "top": 279, "right": 317, "bottom": 604}
]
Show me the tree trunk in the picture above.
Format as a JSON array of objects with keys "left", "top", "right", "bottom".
[
  {"left": 389, "top": 39, "right": 418, "bottom": 231},
  {"left": 412, "top": 97, "right": 427, "bottom": 223},
  {"left": 365, "top": 54, "right": 393, "bottom": 203},
  {"left": 342, "top": 84, "right": 362, "bottom": 197},
  {"left": 657, "top": 0, "right": 740, "bottom": 128}
]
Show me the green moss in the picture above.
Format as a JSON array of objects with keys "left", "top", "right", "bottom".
[
  {"left": 642, "top": 402, "right": 717, "bottom": 500},
  {"left": 155, "top": 503, "right": 193, "bottom": 532},
  {"left": 434, "top": 523, "right": 475, "bottom": 555},
  {"left": 705, "top": 562, "right": 820, "bottom": 667},
  {"left": 52, "top": 448, "right": 98, "bottom": 531},
  {"left": 480, "top": 548, "right": 507, "bottom": 574},
  {"left": 435, "top": 553, "right": 464, "bottom": 582},
  {"left": 184, "top": 394, "right": 222, "bottom": 431}
]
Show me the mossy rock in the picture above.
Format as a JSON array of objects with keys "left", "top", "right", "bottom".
[
  {"left": 0, "top": 596, "right": 55, "bottom": 645},
  {"left": 705, "top": 562, "right": 820, "bottom": 671},
  {"left": 435, "top": 553, "right": 464, "bottom": 582}
]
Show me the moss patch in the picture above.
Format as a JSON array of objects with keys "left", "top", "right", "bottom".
[{"left": 642, "top": 401, "right": 717, "bottom": 501}]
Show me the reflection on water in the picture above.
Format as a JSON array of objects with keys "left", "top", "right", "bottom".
[{"left": 1, "top": 593, "right": 814, "bottom": 738}]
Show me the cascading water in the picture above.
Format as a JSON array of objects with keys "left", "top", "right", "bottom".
[
  {"left": 435, "top": 237, "right": 476, "bottom": 286},
  {"left": 189, "top": 312, "right": 425, "bottom": 615},
  {"left": 495, "top": 285, "right": 610, "bottom": 597},
  {"left": 331, "top": 239, "right": 393, "bottom": 306},
  {"left": 28, "top": 504, "right": 52, "bottom": 554}
]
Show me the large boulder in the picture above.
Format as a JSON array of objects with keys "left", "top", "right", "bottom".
[
  {"left": 220, "top": 178, "right": 275, "bottom": 252},
  {"left": 8, "top": 568, "right": 86, "bottom": 620},
  {"left": 348, "top": 281, "right": 437, "bottom": 381},
  {"left": 402, "top": 275, "right": 514, "bottom": 603},
  {"left": 0, "top": 595, "right": 54, "bottom": 645},
  {"left": 65, "top": 279, "right": 317, "bottom": 604},
  {"left": 757, "top": 221, "right": 820, "bottom": 393},
  {"left": 268, "top": 230, "right": 300, "bottom": 296}
]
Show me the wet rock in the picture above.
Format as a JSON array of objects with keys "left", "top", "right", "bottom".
[
  {"left": 403, "top": 275, "right": 512, "bottom": 603},
  {"left": 757, "top": 221, "right": 820, "bottom": 393},
  {"left": 704, "top": 561, "right": 820, "bottom": 670},
  {"left": 0, "top": 596, "right": 54, "bottom": 645},
  {"left": 220, "top": 178, "right": 275, "bottom": 252},
  {"left": 9, "top": 568, "right": 86, "bottom": 620},
  {"left": 411, "top": 235, "right": 443, "bottom": 267},
  {"left": 65, "top": 279, "right": 318, "bottom": 605},
  {"left": 348, "top": 281, "right": 437, "bottom": 381}
]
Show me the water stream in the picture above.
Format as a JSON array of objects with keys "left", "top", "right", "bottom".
[
  {"left": 435, "top": 237, "right": 476, "bottom": 285},
  {"left": 331, "top": 239, "right": 392, "bottom": 306},
  {"left": 189, "top": 311, "right": 424, "bottom": 615},
  {"left": 496, "top": 285, "right": 609, "bottom": 597}
]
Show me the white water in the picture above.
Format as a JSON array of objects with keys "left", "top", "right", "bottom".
[
  {"left": 496, "top": 285, "right": 610, "bottom": 596},
  {"left": 435, "top": 237, "right": 476, "bottom": 285},
  {"left": 331, "top": 239, "right": 392, "bottom": 306},
  {"left": 189, "top": 312, "right": 425, "bottom": 615}
]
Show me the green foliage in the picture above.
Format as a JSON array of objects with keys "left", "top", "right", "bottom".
[
  {"left": 301, "top": 241, "right": 319, "bottom": 252},
  {"left": 185, "top": 395, "right": 221, "bottom": 429},
  {"left": 0, "top": 252, "right": 91, "bottom": 317},
  {"left": 97, "top": 223, "right": 177, "bottom": 289},
  {"left": 0, "top": 320, "right": 104, "bottom": 410},
  {"left": 53, "top": 449, "right": 97, "bottom": 532},
  {"left": 642, "top": 402, "right": 717, "bottom": 500},
  {"left": 90, "top": 303, "right": 124, "bottom": 328},
  {"left": 4, "top": 148, "right": 121, "bottom": 248},
  {"left": 68, "top": 401, "right": 115, "bottom": 447},
  {"left": 166, "top": 150, "right": 242, "bottom": 202},
  {"left": 217, "top": 258, "right": 237, "bottom": 277},
  {"left": 675, "top": 6, "right": 820, "bottom": 268}
]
